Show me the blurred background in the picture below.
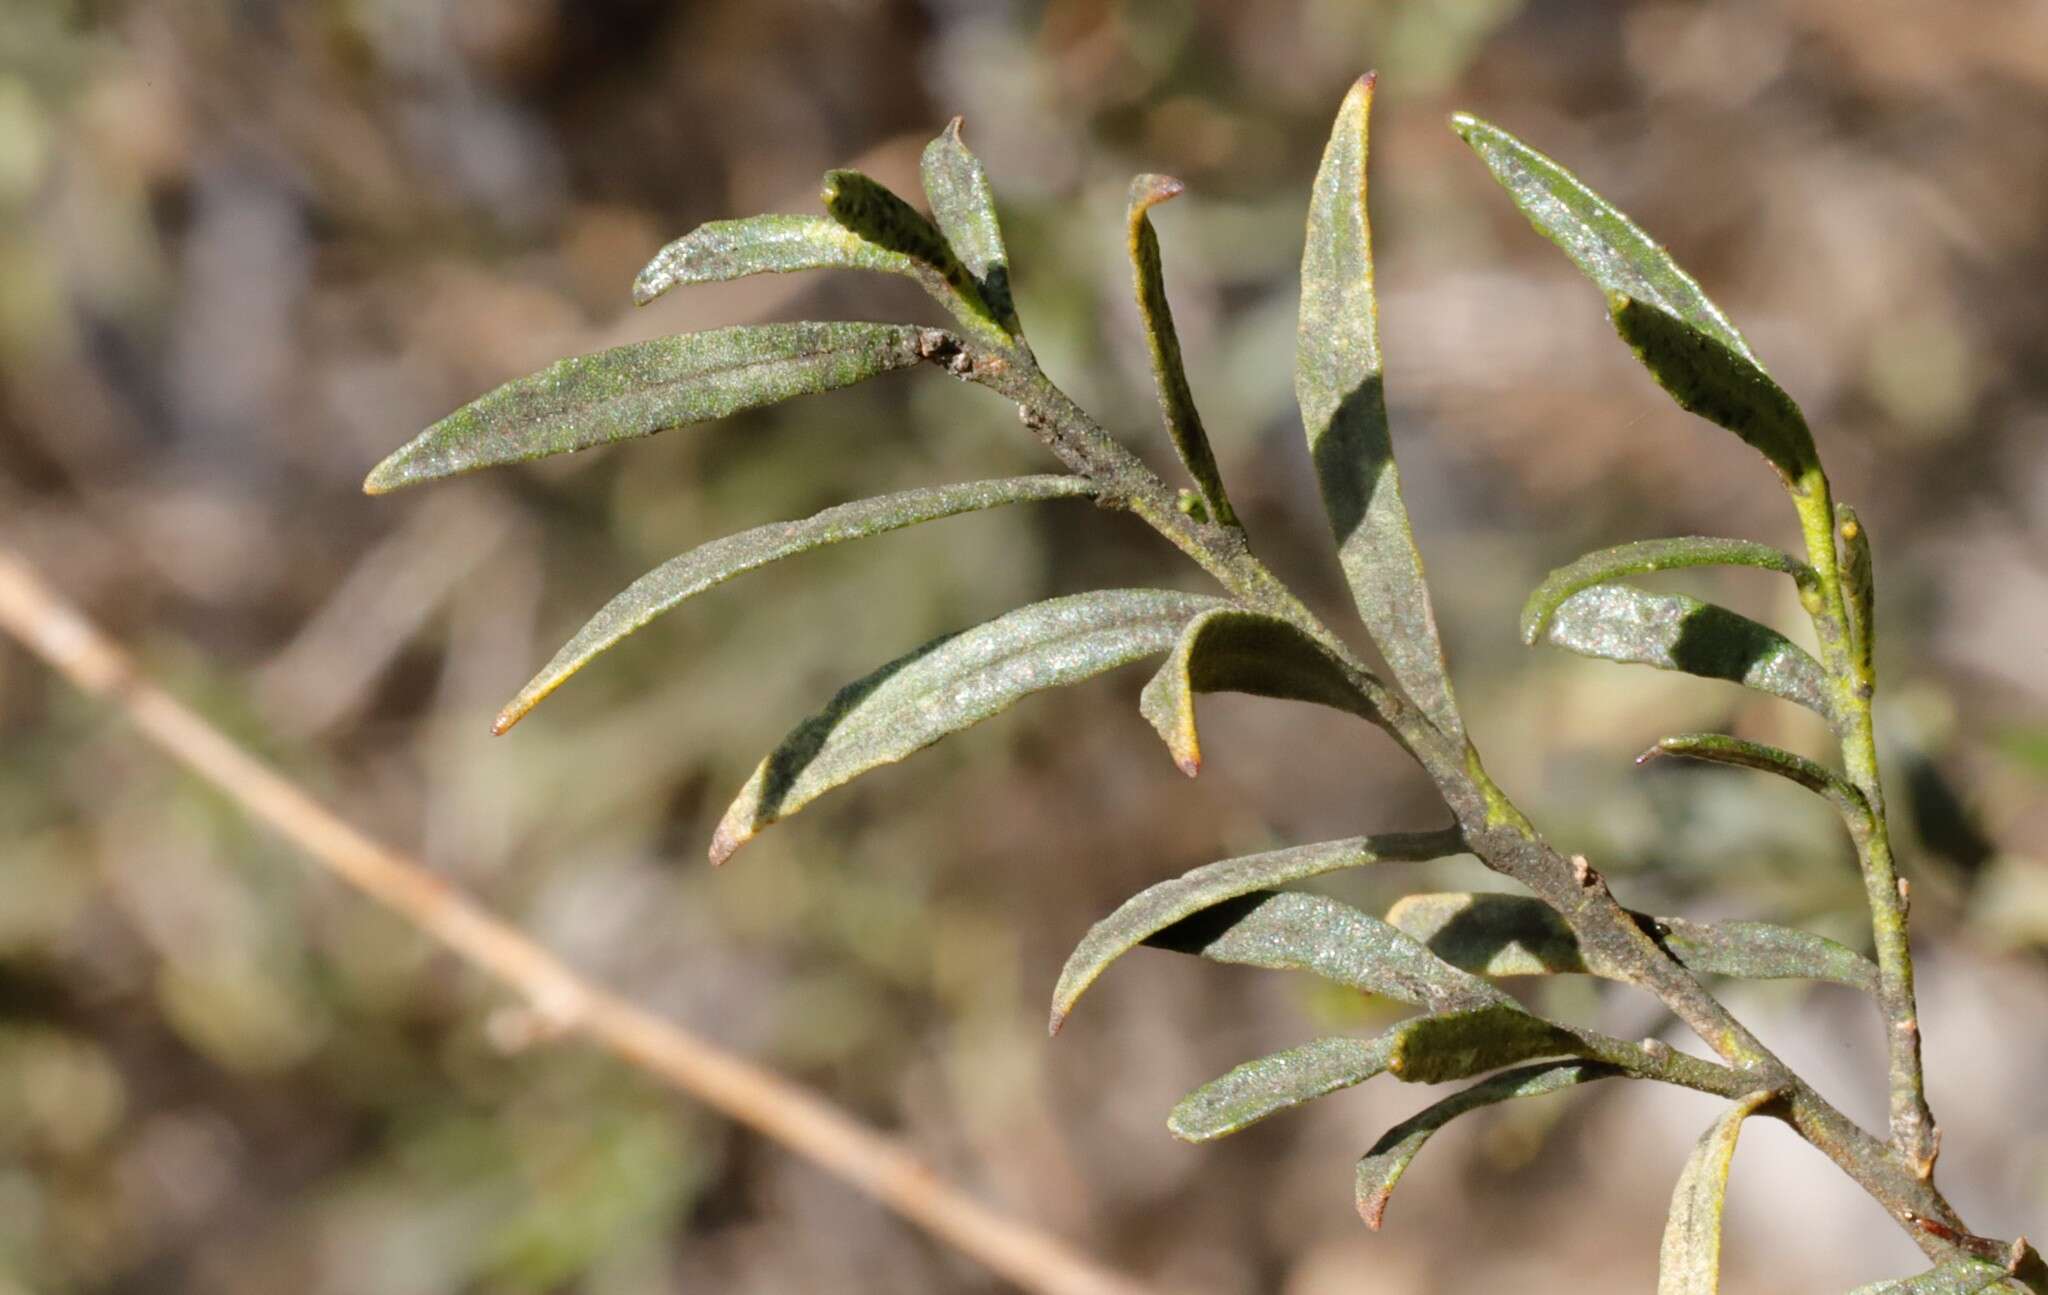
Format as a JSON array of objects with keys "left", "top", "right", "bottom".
[{"left": 2, "top": 1, "right": 2046, "bottom": 1291}]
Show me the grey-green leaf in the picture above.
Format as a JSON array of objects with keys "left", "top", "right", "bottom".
[
  {"left": 1128, "top": 173, "right": 1236, "bottom": 528},
  {"left": 1521, "top": 537, "right": 1817, "bottom": 646},
  {"left": 1356, "top": 1060, "right": 1621, "bottom": 1229},
  {"left": 1143, "top": 891, "right": 1506, "bottom": 1014},
  {"left": 364, "top": 322, "right": 928, "bottom": 494},
  {"left": 1298, "top": 75, "right": 1462, "bottom": 740},
  {"left": 495, "top": 476, "right": 1096, "bottom": 733},
  {"left": 710, "top": 589, "right": 1224, "bottom": 863},
  {"left": 821, "top": 169, "right": 1009, "bottom": 348},
  {"left": 1049, "top": 829, "right": 1466, "bottom": 1034},
  {"left": 1610, "top": 295, "right": 1821, "bottom": 489},
  {"left": 1138, "top": 605, "right": 1375, "bottom": 775},
  {"left": 1642, "top": 733, "right": 1873, "bottom": 838},
  {"left": 633, "top": 213, "right": 927, "bottom": 305},
  {"left": 920, "top": 118, "right": 1017, "bottom": 335},
  {"left": 1385, "top": 892, "right": 1878, "bottom": 995},
  {"left": 1169, "top": 1004, "right": 1579, "bottom": 1142},
  {"left": 1539, "top": 583, "right": 1834, "bottom": 721},
  {"left": 1848, "top": 1259, "right": 2020, "bottom": 1294},
  {"left": 1169, "top": 1035, "right": 1395, "bottom": 1142},
  {"left": 1659, "top": 1089, "right": 1777, "bottom": 1295},
  {"left": 1450, "top": 113, "right": 1756, "bottom": 367}
]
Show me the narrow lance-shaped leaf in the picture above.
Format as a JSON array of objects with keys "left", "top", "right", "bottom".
[
  {"left": 1539, "top": 583, "right": 1835, "bottom": 722},
  {"left": 1143, "top": 890, "right": 1507, "bottom": 1014},
  {"left": 1641, "top": 733, "right": 1874, "bottom": 842},
  {"left": 710, "top": 589, "right": 1225, "bottom": 863},
  {"left": 1847, "top": 1259, "right": 2021, "bottom": 1294},
  {"left": 634, "top": 214, "right": 930, "bottom": 305},
  {"left": 1050, "top": 829, "right": 1467, "bottom": 1033},
  {"left": 1837, "top": 502, "right": 1876, "bottom": 681},
  {"left": 821, "top": 169, "right": 1011, "bottom": 348},
  {"left": 1170, "top": 1004, "right": 1581, "bottom": 1142},
  {"left": 1450, "top": 112, "right": 1756, "bottom": 365},
  {"left": 1450, "top": 114, "right": 1822, "bottom": 493},
  {"left": 1521, "top": 536, "right": 1817, "bottom": 645},
  {"left": 1298, "top": 74, "right": 1462, "bottom": 739},
  {"left": 1127, "top": 173, "right": 1236, "bottom": 527},
  {"left": 1385, "top": 892, "right": 1878, "bottom": 995},
  {"left": 1356, "top": 1060, "right": 1623, "bottom": 1229},
  {"left": 1139, "top": 606, "right": 1375, "bottom": 775},
  {"left": 1659, "top": 1089, "right": 1779, "bottom": 1295},
  {"left": 364, "top": 322, "right": 928, "bottom": 494},
  {"left": 920, "top": 118, "right": 1018, "bottom": 335},
  {"left": 1611, "top": 295, "right": 1820, "bottom": 489},
  {"left": 495, "top": 476, "right": 1096, "bottom": 733}
]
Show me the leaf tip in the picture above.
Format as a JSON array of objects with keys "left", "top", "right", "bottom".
[
  {"left": 1357, "top": 1189, "right": 1392, "bottom": 1231},
  {"left": 1447, "top": 110, "right": 1481, "bottom": 140},
  {"left": 1128, "top": 172, "right": 1186, "bottom": 218},
  {"left": 362, "top": 458, "right": 405, "bottom": 495},
  {"left": 708, "top": 816, "right": 752, "bottom": 867},
  {"left": 490, "top": 708, "right": 519, "bottom": 737},
  {"left": 943, "top": 114, "right": 967, "bottom": 143},
  {"left": 1046, "top": 1006, "right": 1067, "bottom": 1038}
]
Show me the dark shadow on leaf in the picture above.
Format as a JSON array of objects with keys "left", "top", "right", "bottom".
[
  {"left": 746, "top": 629, "right": 962, "bottom": 826},
  {"left": 1668, "top": 602, "right": 1784, "bottom": 685},
  {"left": 1310, "top": 375, "right": 1389, "bottom": 550},
  {"left": 1423, "top": 900, "right": 1587, "bottom": 975},
  {"left": 1143, "top": 892, "right": 1273, "bottom": 954}
]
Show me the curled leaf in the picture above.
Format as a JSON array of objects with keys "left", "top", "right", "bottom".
[
  {"left": 711, "top": 590, "right": 1224, "bottom": 863},
  {"left": 1521, "top": 537, "right": 1817, "bottom": 646},
  {"left": 1658, "top": 1089, "right": 1778, "bottom": 1294},
  {"left": 1128, "top": 172, "right": 1236, "bottom": 527},
  {"left": 1298, "top": 74, "right": 1462, "bottom": 739},
  {"left": 1144, "top": 891, "right": 1506, "bottom": 1014},
  {"left": 364, "top": 322, "right": 928, "bottom": 494},
  {"left": 1538, "top": 583, "right": 1833, "bottom": 722},
  {"left": 1642, "top": 733, "right": 1873, "bottom": 839},
  {"left": 1138, "top": 606, "right": 1374, "bottom": 775},
  {"left": 920, "top": 118, "right": 1018, "bottom": 334},
  {"left": 1169, "top": 1004, "right": 1579, "bottom": 1142},
  {"left": 1386, "top": 892, "right": 1878, "bottom": 994},
  {"left": 495, "top": 476, "right": 1096, "bottom": 733},
  {"left": 1610, "top": 295, "right": 1820, "bottom": 489},
  {"left": 633, "top": 214, "right": 925, "bottom": 305},
  {"left": 1356, "top": 1060, "right": 1622, "bottom": 1229},
  {"left": 822, "top": 169, "right": 1010, "bottom": 348},
  {"left": 1049, "top": 829, "right": 1466, "bottom": 1034}
]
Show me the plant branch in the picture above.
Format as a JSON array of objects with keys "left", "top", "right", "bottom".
[
  {"left": 0, "top": 546, "right": 1158, "bottom": 1295},
  {"left": 1794, "top": 473, "right": 1937, "bottom": 1176},
  {"left": 955, "top": 346, "right": 2020, "bottom": 1274}
]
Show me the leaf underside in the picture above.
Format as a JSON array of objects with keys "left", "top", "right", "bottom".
[
  {"left": 1356, "top": 1060, "right": 1621, "bottom": 1229},
  {"left": 1138, "top": 606, "right": 1376, "bottom": 775},
  {"left": 1521, "top": 536, "right": 1815, "bottom": 646},
  {"left": 1539, "top": 583, "right": 1833, "bottom": 721},
  {"left": 1385, "top": 892, "right": 1878, "bottom": 994},
  {"left": 1170, "top": 1003, "right": 1578, "bottom": 1142},
  {"left": 1144, "top": 890, "right": 1506, "bottom": 1014},
  {"left": 1658, "top": 1089, "right": 1777, "bottom": 1295},
  {"left": 821, "top": 169, "right": 1010, "bottom": 347},
  {"left": 1298, "top": 74, "right": 1461, "bottom": 739},
  {"left": 710, "top": 589, "right": 1226, "bottom": 863},
  {"left": 496, "top": 475, "right": 1096, "bottom": 733},
  {"left": 364, "top": 322, "right": 928, "bottom": 494},
  {"left": 1049, "top": 829, "right": 1466, "bottom": 1033}
]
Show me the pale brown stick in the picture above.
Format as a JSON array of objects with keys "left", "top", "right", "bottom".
[{"left": 0, "top": 547, "right": 1153, "bottom": 1295}]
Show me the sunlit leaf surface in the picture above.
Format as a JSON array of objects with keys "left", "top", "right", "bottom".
[
  {"left": 712, "top": 590, "right": 1225, "bottom": 863},
  {"left": 1658, "top": 1089, "right": 1777, "bottom": 1295}
]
